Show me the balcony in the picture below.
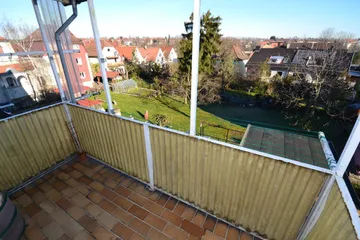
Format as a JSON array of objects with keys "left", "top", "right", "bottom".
[{"left": 1, "top": 103, "right": 359, "bottom": 240}]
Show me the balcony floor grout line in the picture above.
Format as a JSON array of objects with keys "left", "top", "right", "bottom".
[{"left": 86, "top": 153, "right": 265, "bottom": 240}]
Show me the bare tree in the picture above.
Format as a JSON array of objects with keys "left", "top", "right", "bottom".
[
  {"left": 272, "top": 48, "right": 354, "bottom": 129},
  {"left": 1, "top": 18, "right": 54, "bottom": 100}
]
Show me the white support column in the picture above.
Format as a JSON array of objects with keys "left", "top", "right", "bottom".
[
  {"left": 189, "top": 0, "right": 201, "bottom": 136},
  {"left": 32, "top": 0, "right": 66, "bottom": 101},
  {"left": 87, "top": 0, "right": 113, "bottom": 114},
  {"left": 336, "top": 114, "right": 360, "bottom": 176},
  {"left": 143, "top": 123, "right": 154, "bottom": 190}
]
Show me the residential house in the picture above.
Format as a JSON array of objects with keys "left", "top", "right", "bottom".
[
  {"left": 160, "top": 46, "right": 178, "bottom": 62},
  {"left": 0, "top": 37, "right": 19, "bottom": 66},
  {"left": 287, "top": 41, "right": 346, "bottom": 50},
  {"left": 15, "top": 29, "right": 93, "bottom": 93},
  {"left": 83, "top": 39, "right": 120, "bottom": 65},
  {"left": 138, "top": 47, "right": 166, "bottom": 64},
  {"left": 260, "top": 40, "right": 286, "bottom": 49},
  {"left": 246, "top": 48, "right": 297, "bottom": 79},
  {"left": 232, "top": 44, "right": 250, "bottom": 76},
  {"left": 115, "top": 46, "right": 144, "bottom": 63}
]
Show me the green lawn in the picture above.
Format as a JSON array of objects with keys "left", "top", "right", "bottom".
[{"left": 90, "top": 90, "right": 246, "bottom": 141}]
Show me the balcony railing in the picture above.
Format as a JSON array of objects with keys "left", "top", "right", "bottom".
[{"left": 0, "top": 102, "right": 358, "bottom": 240}]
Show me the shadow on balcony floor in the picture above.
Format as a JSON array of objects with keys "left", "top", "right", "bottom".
[{"left": 10, "top": 155, "right": 260, "bottom": 240}]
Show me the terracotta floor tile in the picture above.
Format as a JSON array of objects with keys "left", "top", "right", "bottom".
[
  {"left": 72, "top": 163, "right": 85, "bottom": 171},
  {"left": 78, "top": 215, "right": 98, "bottom": 232},
  {"left": 173, "top": 202, "right": 187, "bottom": 216},
  {"left": 181, "top": 219, "right": 206, "bottom": 239},
  {"left": 24, "top": 186, "right": 40, "bottom": 197},
  {"left": 192, "top": 211, "right": 206, "bottom": 227},
  {"left": 32, "top": 210, "right": 52, "bottom": 228},
  {"left": 144, "top": 213, "right": 167, "bottom": 231},
  {"left": 92, "top": 225, "right": 117, "bottom": 240},
  {"left": 182, "top": 206, "right": 196, "bottom": 221},
  {"left": 113, "top": 195, "right": 133, "bottom": 210},
  {"left": 112, "top": 222, "right": 135, "bottom": 239},
  {"left": 69, "top": 170, "right": 83, "bottom": 179},
  {"left": 239, "top": 231, "right": 253, "bottom": 240},
  {"left": 129, "top": 192, "right": 147, "bottom": 206},
  {"left": 82, "top": 167, "right": 95, "bottom": 178},
  {"left": 203, "top": 215, "right": 217, "bottom": 232},
  {"left": 46, "top": 189, "right": 62, "bottom": 201},
  {"left": 61, "top": 218, "right": 84, "bottom": 238},
  {"left": 74, "top": 230, "right": 94, "bottom": 240},
  {"left": 67, "top": 206, "right": 86, "bottom": 220},
  {"left": 40, "top": 199, "right": 59, "bottom": 214},
  {"left": 71, "top": 193, "right": 91, "bottom": 207},
  {"left": 52, "top": 210, "right": 72, "bottom": 225},
  {"left": 128, "top": 217, "right": 151, "bottom": 236},
  {"left": 56, "top": 197, "right": 74, "bottom": 211},
  {"left": 23, "top": 203, "right": 42, "bottom": 217},
  {"left": 114, "top": 185, "right": 132, "bottom": 198},
  {"left": 16, "top": 193, "right": 33, "bottom": 207},
  {"left": 104, "top": 178, "right": 118, "bottom": 189},
  {"left": 84, "top": 203, "right": 103, "bottom": 218},
  {"left": 143, "top": 200, "right": 165, "bottom": 216},
  {"left": 112, "top": 207, "right": 134, "bottom": 224},
  {"left": 130, "top": 232, "right": 147, "bottom": 240},
  {"left": 92, "top": 174, "right": 106, "bottom": 183},
  {"left": 140, "top": 187, "right": 152, "bottom": 197},
  {"left": 162, "top": 209, "right": 183, "bottom": 226},
  {"left": 78, "top": 176, "right": 92, "bottom": 185},
  {"left": 164, "top": 197, "right": 178, "bottom": 210},
  {"left": 89, "top": 181, "right": 105, "bottom": 192},
  {"left": 57, "top": 172, "right": 71, "bottom": 181},
  {"left": 214, "top": 221, "right": 228, "bottom": 238},
  {"left": 52, "top": 180, "right": 68, "bottom": 192},
  {"left": 128, "top": 205, "right": 149, "bottom": 220},
  {"left": 164, "top": 223, "right": 188, "bottom": 240},
  {"left": 42, "top": 221, "right": 65, "bottom": 240},
  {"left": 203, "top": 230, "right": 224, "bottom": 240},
  {"left": 147, "top": 228, "right": 171, "bottom": 240},
  {"left": 120, "top": 177, "right": 134, "bottom": 187},
  {"left": 25, "top": 226, "right": 46, "bottom": 240},
  {"left": 38, "top": 182, "right": 53, "bottom": 192},
  {"left": 226, "top": 227, "right": 240, "bottom": 240},
  {"left": 96, "top": 211, "right": 118, "bottom": 229},
  {"left": 66, "top": 178, "right": 80, "bottom": 188},
  {"left": 33, "top": 192, "right": 47, "bottom": 205},
  {"left": 156, "top": 194, "right": 169, "bottom": 206},
  {"left": 87, "top": 192, "right": 103, "bottom": 203},
  {"left": 79, "top": 185, "right": 93, "bottom": 196},
  {"left": 98, "top": 199, "right": 117, "bottom": 213},
  {"left": 148, "top": 190, "right": 161, "bottom": 202},
  {"left": 100, "top": 188, "right": 118, "bottom": 201},
  {"left": 61, "top": 187, "right": 78, "bottom": 198}
]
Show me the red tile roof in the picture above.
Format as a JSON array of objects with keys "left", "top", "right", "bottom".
[
  {"left": 160, "top": 46, "right": 173, "bottom": 58},
  {"left": 83, "top": 39, "right": 113, "bottom": 57},
  {"left": 0, "top": 63, "right": 34, "bottom": 74},
  {"left": 115, "top": 46, "right": 135, "bottom": 60},
  {"left": 95, "top": 71, "right": 120, "bottom": 79},
  {"left": 139, "top": 47, "right": 160, "bottom": 62},
  {"left": 77, "top": 99, "right": 103, "bottom": 107}
]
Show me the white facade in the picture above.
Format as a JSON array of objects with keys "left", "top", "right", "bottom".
[
  {"left": 0, "top": 42, "right": 18, "bottom": 65},
  {"left": 167, "top": 48, "right": 178, "bottom": 62},
  {"left": 154, "top": 50, "right": 166, "bottom": 64}
]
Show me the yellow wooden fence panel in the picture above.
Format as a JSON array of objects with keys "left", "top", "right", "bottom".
[
  {"left": 150, "top": 127, "right": 328, "bottom": 240},
  {"left": 0, "top": 105, "right": 75, "bottom": 191},
  {"left": 306, "top": 183, "right": 357, "bottom": 240},
  {"left": 68, "top": 105, "right": 148, "bottom": 181}
]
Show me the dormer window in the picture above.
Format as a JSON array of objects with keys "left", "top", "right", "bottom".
[{"left": 268, "top": 56, "right": 284, "bottom": 64}]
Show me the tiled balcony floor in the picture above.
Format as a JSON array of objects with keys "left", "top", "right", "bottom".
[{"left": 10, "top": 155, "right": 260, "bottom": 240}]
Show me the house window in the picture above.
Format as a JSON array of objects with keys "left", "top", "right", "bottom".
[
  {"left": 268, "top": 56, "right": 284, "bottom": 64},
  {"left": 107, "top": 48, "right": 110, "bottom": 52},
  {"left": 6, "top": 77, "right": 18, "bottom": 88},
  {"left": 80, "top": 72, "right": 86, "bottom": 78},
  {"left": 75, "top": 58, "right": 82, "bottom": 65}
]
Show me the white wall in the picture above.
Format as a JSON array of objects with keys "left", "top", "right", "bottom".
[{"left": 0, "top": 42, "right": 18, "bottom": 65}]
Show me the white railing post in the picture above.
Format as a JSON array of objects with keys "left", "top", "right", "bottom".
[
  {"left": 189, "top": 0, "right": 201, "bottom": 136},
  {"left": 296, "top": 175, "right": 335, "bottom": 240},
  {"left": 143, "top": 123, "right": 154, "bottom": 190},
  {"left": 336, "top": 114, "right": 360, "bottom": 176},
  {"left": 87, "top": 0, "right": 114, "bottom": 114}
]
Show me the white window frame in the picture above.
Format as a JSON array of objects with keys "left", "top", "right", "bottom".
[
  {"left": 80, "top": 72, "right": 86, "bottom": 79},
  {"left": 76, "top": 58, "right": 83, "bottom": 65}
]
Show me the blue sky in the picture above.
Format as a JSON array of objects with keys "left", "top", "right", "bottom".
[{"left": 1, "top": 0, "right": 360, "bottom": 38}]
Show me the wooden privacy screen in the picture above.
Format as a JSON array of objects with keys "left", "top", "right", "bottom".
[
  {"left": 306, "top": 183, "right": 357, "bottom": 239},
  {"left": 69, "top": 105, "right": 149, "bottom": 181},
  {"left": 150, "top": 127, "right": 328, "bottom": 240},
  {"left": 0, "top": 105, "right": 75, "bottom": 191}
]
